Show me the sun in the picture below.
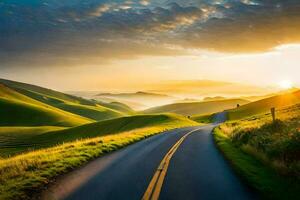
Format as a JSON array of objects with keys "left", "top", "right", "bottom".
[{"left": 278, "top": 80, "right": 293, "bottom": 89}]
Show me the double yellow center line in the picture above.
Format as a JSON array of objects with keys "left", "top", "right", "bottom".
[{"left": 142, "top": 127, "right": 202, "bottom": 200}]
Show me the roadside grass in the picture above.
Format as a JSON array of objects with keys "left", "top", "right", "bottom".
[
  {"left": 214, "top": 128, "right": 300, "bottom": 199},
  {"left": 0, "top": 114, "right": 199, "bottom": 200},
  {"left": 214, "top": 103, "right": 300, "bottom": 199}
]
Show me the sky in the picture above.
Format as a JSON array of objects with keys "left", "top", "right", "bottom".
[{"left": 0, "top": 0, "right": 300, "bottom": 92}]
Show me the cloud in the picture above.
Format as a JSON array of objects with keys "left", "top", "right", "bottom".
[
  {"left": 179, "top": 0, "right": 300, "bottom": 52},
  {"left": 0, "top": 37, "right": 186, "bottom": 68},
  {"left": 140, "top": 0, "right": 150, "bottom": 6},
  {"left": 89, "top": 4, "right": 111, "bottom": 17},
  {"left": 0, "top": 0, "right": 300, "bottom": 68}
]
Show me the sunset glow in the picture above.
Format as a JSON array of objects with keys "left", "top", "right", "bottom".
[
  {"left": 1, "top": 1, "right": 300, "bottom": 199},
  {"left": 279, "top": 80, "right": 294, "bottom": 89},
  {"left": 0, "top": 0, "right": 300, "bottom": 93}
]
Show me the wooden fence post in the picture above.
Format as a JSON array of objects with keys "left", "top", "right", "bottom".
[{"left": 271, "top": 107, "right": 276, "bottom": 123}]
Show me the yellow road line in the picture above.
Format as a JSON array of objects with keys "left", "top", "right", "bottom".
[{"left": 142, "top": 127, "right": 202, "bottom": 200}]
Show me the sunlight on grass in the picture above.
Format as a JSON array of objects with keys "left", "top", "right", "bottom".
[
  {"left": 214, "top": 103, "right": 300, "bottom": 199},
  {"left": 0, "top": 115, "right": 198, "bottom": 200},
  {"left": 227, "top": 91, "right": 300, "bottom": 120}
]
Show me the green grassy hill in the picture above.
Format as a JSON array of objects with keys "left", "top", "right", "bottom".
[
  {"left": 0, "top": 126, "right": 66, "bottom": 156},
  {"left": 33, "top": 114, "right": 196, "bottom": 145},
  {"left": 144, "top": 99, "right": 249, "bottom": 116},
  {"left": 228, "top": 90, "right": 300, "bottom": 120},
  {"left": 15, "top": 88, "right": 125, "bottom": 121},
  {"left": 0, "top": 78, "right": 94, "bottom": 105},
  {"left": 216, "top": 103, "right": 300, "bottom": 199},
  {"left": 0, "top": 84, "right": 92, "bottom": 127},
  {"left": 0, "top": 114, "right": 198, "bottom": 157},
  {"left": 0, "top": 79, "right": 131, "bottom": 121}
]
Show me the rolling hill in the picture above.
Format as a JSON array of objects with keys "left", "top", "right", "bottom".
[
  {"left": 144, "top": 99, "right": 249, "bottom": 116},
  {"left": 0, "top": 114, "right": 198, "bottom": 156},
  {"left": 32, "top": 114, "right": 196, "bottom": 146},
  {"left": 0, "top": 84, "right": 92, "bottom": 126},
  {"left": 97, "top": 101, "right": 135, "bottom": 114},
  {"left": 228, "top": 90, "right": 300, "bottom": 120},
  {"left": 0, "top": 78, "right": 131, "bottom": 122}
]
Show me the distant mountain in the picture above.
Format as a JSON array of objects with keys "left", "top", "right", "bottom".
[
  {"left": 144, "top": 99, "right": 250, "bottom": 116},
  {"left": 203, "top": 96, "right": 227, "bottom": 102},
  {"left": 96, "top": 91, "right": 178, "bottom": 110},
  {"left": 96, "top": 91, "right": 172, "bottom": 98}
]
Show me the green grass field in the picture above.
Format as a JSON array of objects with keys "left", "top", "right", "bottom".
[
  {"left": 0, "top": 114, "right": 199, "bottom": 200},
  {"left": 0, "top": 126, "right": 66, "bottom": 156},
  {"left": 144, "top": 98, "right": 249, "bottom": 116},
  {"left": 0, "top": 114, "right": 197, "bottom": 157},
  {"left": 214, "top": 103, "right": 300, "bottom": 199}
]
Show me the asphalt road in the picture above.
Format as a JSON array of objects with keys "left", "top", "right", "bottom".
[{"left": 42, "top": 113, "right": 257, "bottom": 200}]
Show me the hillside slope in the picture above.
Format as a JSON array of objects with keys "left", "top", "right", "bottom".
[
  {"left": 0, "top": 84, "right": 91, "bottom": 126},
  {"left": 144, "top": 99, "right": 249, "bottom": 116},
  {"left": 0, "top": 114, "right": 198, "bottom": 156},
  {"left": 228, "top": 90, "right": 300, "bottom": 120},
  {"left": 31, "top": 114, "right": 197, "bottom": 146},
  {"left": 0, "top": 79, "right": 128, "bottom": 121}
]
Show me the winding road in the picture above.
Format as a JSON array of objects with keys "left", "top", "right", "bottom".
[{"left": 42, "top": 113, "right": 258, "bottom": 200}]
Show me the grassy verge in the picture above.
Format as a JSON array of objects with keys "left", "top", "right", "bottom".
[
  {"left": 221, "top": 104, "right": 300, "bottom": 178},
  {"left": 0, "top": 116, "right": 198, "bottom": 200},
  {"left": 214, "top": 109, "right": 300, "bottom": 199}
]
